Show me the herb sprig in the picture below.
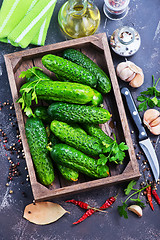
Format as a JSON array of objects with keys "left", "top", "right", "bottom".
[
  {"left": 137, "top": 76, "right": 160, "bottom": 112},
  {"left": 118, "top": 180, "right": 149, "bottom": 219},
  {"left": 17, "top": 67, "right": 46, "bottom": 117},
  {"left": 98, "top": 134, "right": 128, "bottom": 165}
]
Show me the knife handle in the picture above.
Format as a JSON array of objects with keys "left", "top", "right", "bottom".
[{"left": 121, "top": 87, "right": 148, "bottom": 141}]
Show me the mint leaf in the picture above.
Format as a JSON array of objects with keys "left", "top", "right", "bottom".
[
  {"left": 124, "top": 180, "right": 137, "bottom": 195},
  {"left": 118, "top": 202, "right": 128, "bottom": 219}
]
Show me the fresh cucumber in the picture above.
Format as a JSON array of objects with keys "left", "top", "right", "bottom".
[
  {"left": 48, "top": 102, "right": 111, "bottom": 124},
  {"left": 48, "top": 143, "right": 109, "bottom": 178},
  {"left": 20, "top": 80, "right": 95, "bottom": 105},
  {"left": 34, "top": 106, "right": 52, "bottom": 123},
  {"left": 42, "top": 54, "right": 97, "bottom": 88},
  {"left": 49, "top": 133, "right": 79, "bottom": 182},
  {"left": 62, "top": 48, "right": 111, "bottom": 94},
  {"left": 25, "top": 117, "right": 54, "bottom": 185},
  {"left": 50, "top": 120, "right": 108, "bottom": 156}
]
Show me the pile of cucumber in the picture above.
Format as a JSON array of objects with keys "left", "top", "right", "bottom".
[{"left": 19, "top": 49, "right": 126, "bottom": 186}]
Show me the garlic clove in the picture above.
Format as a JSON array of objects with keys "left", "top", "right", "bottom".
[
  {"left": 128, "top": 205, "right": 142, "bottom": 217},
  {"left": 150, "top": 116, "right": 160, "bottom": 127},
  {"left": 119, "top": 67, "right": 134, "bottom": 81},
  {"left": 128, "top": 62, "right": 142, "bottom": 74},
  {"left": 129, "top": 73, "right": 144, "bottom": 88},
  {"left": 143, "top": 109, "right": 160, "bottom": 135},
  {"left": 116, "top": 62, "right": 129, "bottom": 76},
  {"left": 127, "top": 72, "right": 136, "bottom": 82},
  {"left": 143, "top": 109, "right": 160, "bottom": 125},
  {"left": 150, "top": 125, "right": 160, "bottom": 135}
]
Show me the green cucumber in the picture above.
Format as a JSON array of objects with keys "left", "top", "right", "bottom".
[
  {"left": 34, "top": 106, "right": 52, "bottom": 123},
  {"left": 50, "top": 120, "right": 108, "bottom": 156},
  {"left": 25, "top": 117, "right": 54, "bottom": 185},
  {"left": 89, "top": 89, "right": 103, "bottom": 106},
  {"left": 42, "top": 54, "right": 97, "bottom": 88},
  {"left": 48, "top": 102, "right": 111, "bottom": 124},
  {"left": 48, "top": 143, "right": 109, "bottom": 178},
  {"left": 20, "top": 80, "right": 95, "bottom": 105},
  {"left": 62, "top": 48, "right": 111, "bottom": 94},
  {"left": 49, "top": 133, "right": 79, "bottom": 182}
]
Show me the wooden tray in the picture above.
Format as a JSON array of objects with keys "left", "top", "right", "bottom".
[{"left": 4, "top": 33, "right": 141, "bottom": 201}]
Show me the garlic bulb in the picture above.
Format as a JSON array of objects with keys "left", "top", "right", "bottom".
[
  {"left": 116, "top": 61, "right": 144, "bottom": 88},
  {"left": 128, "top": 205, "right": 143, "bottom": 217},
  {"left": 143, "top": 109, "right": 160, "bottom": 135}
]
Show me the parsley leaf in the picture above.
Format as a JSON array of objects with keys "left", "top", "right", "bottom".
[
  {"left": 137, "top": 76, "right": 160, "bottom": 112},
  {"left": 124, "top": 180, "right": 137, "bottom": 195},
  {"left": 118, "top": 202, "right": 128, "bottom": 219}
]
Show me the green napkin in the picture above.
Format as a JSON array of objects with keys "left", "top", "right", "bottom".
[{"left": 0, "top": 0, "right": 57, "bottom": 48}]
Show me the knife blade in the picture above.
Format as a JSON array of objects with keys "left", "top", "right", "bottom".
[{"left": 121, "top": 87, "right": 159, "bottom": 182}]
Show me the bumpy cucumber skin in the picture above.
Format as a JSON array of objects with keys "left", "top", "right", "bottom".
[
  {"left": 50, "top": 144, "right": 109, "bottom": 178},
  {"left": 89, "top": 89, "right": 103, "bottom": 106},
  {"left": 56, "top": 164, "right": 79, "bottom": 181},
  {"left": 50, "top": 120, "right": 106, "bottom": 156},
  {"left": 49, "top": 133, "right": 79, "bottom": 182},
  {"left": 20, "top": 80, "right": 94, "bottom": 105},
  {"left": 26, "top": 69, "right": 51, "bottom": 83},
  {"left": 63, "top": 49, "right": 111, "bottom": 94},
  {"left": 83, "top": 124, "right": 114, "bottom": 145},
  {"left": 34, "top": 106, "right": 52, "bottom": 123},
  {"left": 48, "top": 102, "right": 111, "bottom": 124},
  {"left": 42, "top": 54, "right": 97, "bottom": 88},
  {"left": 25, "top": 117, "right": 54, "bottom": 186}
]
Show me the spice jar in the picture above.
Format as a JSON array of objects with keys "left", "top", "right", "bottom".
[
  {"left": 103, "top": 0, "right": 130, "bottom": 20},
  {"left": 110, "top": 26, "right": 141, "bottom": 57}
]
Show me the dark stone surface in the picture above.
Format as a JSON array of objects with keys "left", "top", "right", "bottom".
[{"left": 0, "top": 0, "right": 160, "bottom": 239}]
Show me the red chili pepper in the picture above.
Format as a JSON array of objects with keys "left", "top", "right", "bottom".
[
  {"left": 146, "top": 186, "right": 154, "bottom": 211},
  {"left": 73, "top": 196, "right": 116, "bottom": 225},
  {"left": 66, "top": 199, "right": 89, "bottom": 210},
  {"left": 152, "top": 189, "right": 160, "bottom": 205}
]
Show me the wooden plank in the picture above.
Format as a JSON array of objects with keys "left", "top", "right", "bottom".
[{"left": 4, "top": 33, "right": 140, "bottom": 201}]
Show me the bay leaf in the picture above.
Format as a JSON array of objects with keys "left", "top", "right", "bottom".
[{"left": 23, "top": 202, "right": 69, "bottom": 225}]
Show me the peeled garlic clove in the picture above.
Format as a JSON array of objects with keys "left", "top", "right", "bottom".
[
  {"left": 150, "top": 125, "right": 160, "bottom": 135},
  {"left": 116, "top": 62, "right": 129, "bottom": 76},
  {"left": 129, "top": 73, "right": 144, "bottom": 88},
  {"left": 128, "top": 205, "right": 142, "bottom": 217}
]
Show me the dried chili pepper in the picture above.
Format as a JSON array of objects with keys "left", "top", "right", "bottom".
[
  {"left": 66, "top": 199, "right": 89, "bottom": 210},
  {"left": 73, "top": 196, "right": 116, "bottom": 225},
  {"left": 146, "top": 186, "right": 154, "bottom": 210},
  {"left": 152, "top": 187, "right": 160, "bottom": 205}
]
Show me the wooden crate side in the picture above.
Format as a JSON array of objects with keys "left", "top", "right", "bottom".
[{"left": 101, "top": 33, "right": 140, "bottom": 174}]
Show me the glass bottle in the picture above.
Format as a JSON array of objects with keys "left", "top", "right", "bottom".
[{"left": 58, "top": 0, "right": 100, "bottom": 39}]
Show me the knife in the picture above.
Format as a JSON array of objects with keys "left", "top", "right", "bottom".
[{"left": 121, "top": 87, "right": 159, "bottom": 182}]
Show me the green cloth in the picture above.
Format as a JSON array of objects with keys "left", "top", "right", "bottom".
[{"left": 0, "top": 0, "right": 57, "bottom": 48}]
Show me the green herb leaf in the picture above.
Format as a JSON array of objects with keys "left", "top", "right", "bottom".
[
  {"left": 157, "top": 100, "right": 160, "bottom": 107},
  {"left": 137, "top": 95, "right": 147, "bottom": 102},
  {"left": 138, "top": 101, "right": 148, "bottom": 112},
  {"left": 19, "top": 67, "right": 42, "bottom": 79},
  {"left": 124, "top": 180, "right": 137, "bottom": 195},
  {"left": 97, "top": 154, "right": 108, "bottom": 166},
  {"left": 118, "top": 202, "right": 128, "bottom": 219},
  {"left": 130, "top": 198, "right": 146, "bottom": 208},
  {"left": 24, "top": 107, "right": 34, "bottom": 117},
  {"left": 147, "top": 98, "right": 156, "bottom": 108},
  {"left": 118, "top": 142, "right": 129, "bottom": 151}
]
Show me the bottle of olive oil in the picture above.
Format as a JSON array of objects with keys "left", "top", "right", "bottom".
[{"left": 58, "top": 0, "right": 100, "bottom": 39}]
